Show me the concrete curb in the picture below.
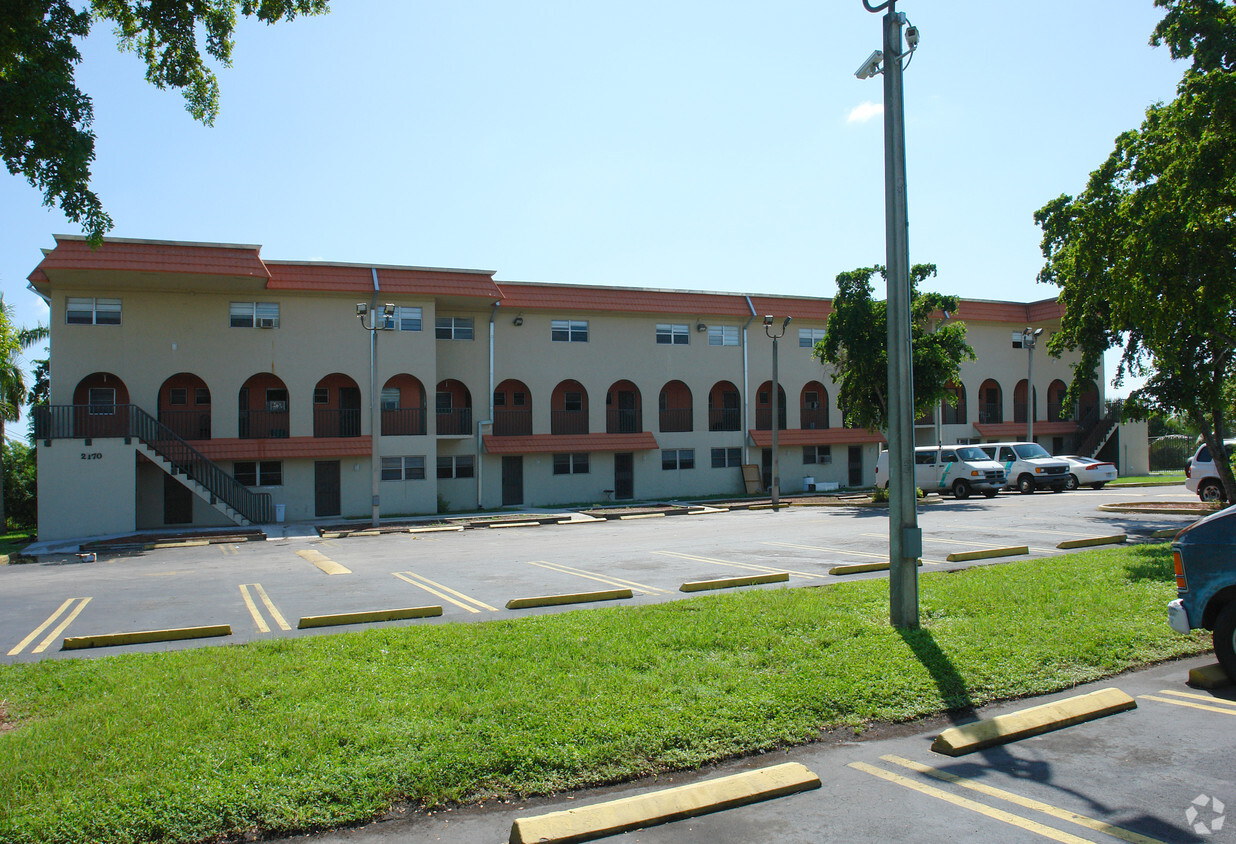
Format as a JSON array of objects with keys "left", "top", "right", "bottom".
[
  {"left": 1151, "top": 528, "right": 1182, "bottom": 538},
  {"left": 829, "top": 560, "right": 922, "bottom": 576},
  {"left": 680, "top": 572, "right": 789, "bottom": 592},
  {"left": 62, "top": 624, "right": 232, "bottom": 650},
  {"left": 506, "top": 589, "right": 633, "bottom": 610},
  {"left": 1188, "top": 663, "right": 1232, "bottom": 689},
  {"left": 945, "top": 546, "right": 1029, "bottom": 563},
  {"left": 618, "top": 512, "right": 667, "bottom": 520},
  {"left": 297, "top": 605, "right": 443, "bottom": 629},
  {"left": 748, "top": 502, "right": 792, "bottom": 511},
  {"left": 508, "top": 762, "right": 821, "bottom": 844},
  {"left": 407, "top": 525, "right": 465, "bottom": 534},
  {"left": 1098, "top": 503, "right": 1213, "bottom": 516},
  {"left": 930, "top": 687, "right": 1136, "bottom": 757},
  {"left": 1056, "top": 534, "right": 1126, "bottom": 550},
  {"left": 488, "top": 521, "right": 544, "bottom": 529}
]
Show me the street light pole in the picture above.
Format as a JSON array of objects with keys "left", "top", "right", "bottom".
[
  {"left": 764, "top": 315, "right": 791, "bottom": 508},
  {"left": 1023, "top": 326, "right": 1043, "bottom": 443},
  {"left": 357, "top": 300, "right": 395, "bottom": 529}
]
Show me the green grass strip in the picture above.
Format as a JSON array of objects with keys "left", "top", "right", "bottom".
[{"left": 0, "top": 545, "right": 1209, "bottom": 844}]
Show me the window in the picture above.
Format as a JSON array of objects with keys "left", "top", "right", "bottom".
[
  {"left": 194, "top": 388, "right": 210, "bottom": 405},
  {"left": 656, "top": 324, "right": 689, "bottom": 345},
  {"left": 662, "top": 448, "right": 695, "bottom": 470},
  {"left": 435, "top": 317, "right": 473, "bottom": 340},
  {"left": 381, "top": 455, "right": 426, "bottom": 481},
  {"left": 803, "top": 445, "right": 832, "bottom": 465},
  {"left": 383, "top": 306, "right": 423, "bottom": 331},
  {"left": 708, "top": 325, "right": 739, "bottom": 346},
  {"left": 169, "top": 388, "right": 187, "bottom": 406},
  {"left": 437, "top": 455, "right": 475, "bottom": 479},
  {"left": 234, "top": 460, "right": 282, "bottom": 486},
  {"left": 804, "top": 391, "right": 820, "bottom": 409},
  {"left": 436, "top": 391, "right": 452, "bottom": 410},
  {"left": 551, "top": 319, "right": 588, "bottom": 342},
  {"left": 798, "top": 328, "right": 825, "bottom": 348},
  {"left": 914, "top": 450, "right": 936, "bottom": 465},
  {"left": 266, "top": 389, "right": 288, "bottom": 412},
  {"left": 314, "top": 387, "right": 329, "bottom": 405},
  {"left": 553, "top": 453, "right": 590, "bottom": 475},
  {"left": 512, "top": 392, "right": 526, "bottom": 407},
  {"left": 66, "top": 297, "right": 121, "bottom": 325},
  {"left": 230, "top": 302, "right": 279, "bottom": 328},
  {"left": 88, "top": 387, "right": 116, "bottom": 415},
  {"left": 711, "top": 447, "right": 742, "bottom": 468},
  {"left": 493, "top": 391, "right": 505, "bottom": 407},
  {"left": 564, "top": 391, "right": 583, "bottom": 411},
  {"left": 380, "top": 388, "right": 400, "bottom": 411}
]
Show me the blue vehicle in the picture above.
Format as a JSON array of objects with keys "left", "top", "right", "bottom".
[{"left": 1169, "top": 506, "right": 1236, "bottom": 679}]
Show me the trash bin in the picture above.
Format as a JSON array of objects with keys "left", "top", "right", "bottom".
[
  {"left": 803, "top": 476, "right": 815, "bottom": 492},
  {"left": 274, "top": 503, "right": 286, "bottom": 522}
]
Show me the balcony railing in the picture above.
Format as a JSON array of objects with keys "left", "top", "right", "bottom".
[
  {"left": 1047, "top": 401, "right": 1070, "bottom": 422},
  {"left": 158, "top": 410, "right": 212, "bottom": 440},
  {"left": 978, "top": 403, "right": 1002, "bottom": 424},
  {"left": 382, "top": 407, "right": 426, "bottom": 436},
  {"left": 552, "top": 409, "right": 588, "bottom": 435},
  {"left": 941, "top": 403, "right": 967, "bottom": 425},
  {"left": 708, "top": 407, "right": 741, "bottom": 431},
  {"left": 313, "top": 408, "right": 362, "bottom": 438},
  {"left": 755, "top": 408, "right": 787, "bottom": 431},
  {"left": 658, "top": 408, "right": 692, "bottom": 433},
  {"left": 238, "top": 409, "right": 290, "bottom": 439},
  {"left": 800, "top": 408, "right": 829, "bottom": 430},
  {"left": 493, "top": 408, "right": 533, "bottom": 436},
  {"left": 436, "top": 407, "right": 473, "bottom": 436},
  {"left": 1013, "top": 402, "right": 1032, "bottom": 424},
  {"left": 607, "top": 408, "right": 642, "bottom": 434}
]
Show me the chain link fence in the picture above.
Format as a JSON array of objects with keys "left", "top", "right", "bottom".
[{"left": 1149, "top": 434, "right": 1195, "bottom": 472}]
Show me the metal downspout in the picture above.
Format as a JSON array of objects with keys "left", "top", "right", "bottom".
[
  {"left": 742, "top": 296, "right": 757, "bottom": 464},
  {"left": 477, "top": 302, "right": 499, "bottom": 510}
]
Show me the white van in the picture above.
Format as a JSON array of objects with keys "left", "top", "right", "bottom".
[
  {"left": 1184, "top": 438, "right": 1235, "bottom": 502},
  {"left": 875, "top": 445, "right": 1007, "bottom": 499},
  {"left": 977, "top": 442, "right": 1071, "bottom": 494}
]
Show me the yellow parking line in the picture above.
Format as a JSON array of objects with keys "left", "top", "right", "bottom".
[
  {"left": 296, "top": 549, "right": 351, "bottom": 575},
  {"left": 1154, "top": 689, "right": 1236, "bottom": 708},
  {"left": 240, "top": 584, "right": 268, "bottom": 632},
  {"left": 33, "top": 597, "right": 92, "bottom": 654},
  {"left": 848, "top": 761, "right": 1094, "bottom": 843},
  {"left": 1140, "top": 694, "right": 1236, "bottom": 716},
  {"left": 860, "top": 533, "right": 1062, "bottom": 555},
  {"left": 880, "top": 755, "right": 1166, "bottom": 844},
  {"left": 239, "top": 584, "right": 291, "bottom": 632},
  {"left": 9, "top": 598, "right": 79, "bottom": 656},
  {"left": 764, "top": 541, "right": 947, "bottom": 567},
  {"left": 526, "top": 561, "right": 669, "bottom": 595},
  {"left": 655, "top": 550, "right": 822, "bottom": 580},
  {"left": 219, "top": 545, "right": 238, "bottom": 555},
  {"left": 393, "top": 571, "right": 499, "bottom": 613}
]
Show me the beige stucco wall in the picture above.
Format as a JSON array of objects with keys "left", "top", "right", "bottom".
[
  {"left": 38, "top": 438, "right": 136, "bottom": 541},
  {"left": 1116, "top": 420, "right": 1150, "bottom": 476}
]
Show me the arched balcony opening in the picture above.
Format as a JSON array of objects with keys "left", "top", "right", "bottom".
[
  {"left": 551, "top": 380, "right": 589, "bottom": 435},
  {"left": 941, "top": 383, "right": 967, "bottom": 425},
  {"left": 978, "top": 378, "right": 1002, "bottom": 424},
  {"left": 158, "top": 373, "right": 211, "bottom": 440},
  {"left": 1079, "top": 381, "right": 1101, "bottom": 424},
  {"left": 493, "top": 379, "right": 533, "bottom": 436},
  {"left": 801, "top": 382, "right": 829, "bottom": 430},
  {"left": 1047, "top": 379, "right": 1070, "bottom": 422},
  {"left": 381, "top": 374, "right": 426, "bottom": 436},
  {"left": 436, "top": 379, "right": 473, "bottom": 436},
  {"left": 239, "top": 374, "right": 290, "bottom": 439},
  {"left": 313, "top": 373, "right": 362, "bottom": 438},
  {"left": 708, "top": 381, "right": 741, "bottom": 431},
  {"left": 1013, "top": 380, "right": 1037, "bottom": 425},
  {"left": 606, "top": 380, "right": 643, "bottom": 433},
  {"left": 755, "top": 381, "right": 786, "bottom": 431},
  {"left": 658, "top": 381, "right": 693, "bottom": 433},
  {"left": 68, "top": 372, "right": 130, "bottom": 437}
]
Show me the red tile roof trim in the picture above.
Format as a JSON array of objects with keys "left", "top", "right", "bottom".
[
  {"left": 31, "top": 236, "right": 269, "bottom": 280},
  {"left": 747, "top": 428, "right": 885, "bottom": 447},
  {"left": 972, "top": 421, "right": 1081, "bottom": 437},
  {"left": 482, "top": 432, "right": 659, "bottom": 454},
  {"left": 190, "top": 437, "right": 373, "bottom": 461},
  {"left": 267, "top": 263, "right": 502, "bottom": 299}
]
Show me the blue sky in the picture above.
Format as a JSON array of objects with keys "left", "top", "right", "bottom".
[{"left": 0, "top": 1, "right": 1187, "bottom": 403}]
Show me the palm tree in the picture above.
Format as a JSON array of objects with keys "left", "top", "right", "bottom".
[{"left": 0, "top": 299, "right": 48, "bottom": 531}]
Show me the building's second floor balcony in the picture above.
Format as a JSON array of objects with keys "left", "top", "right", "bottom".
[
  {"left": 314, "top": 408, "right": 362, "bottom": 438},
  {"left": 658, "top": 409, "right": 692, "bottom": 433},
  {"left": 493, "top": 408, "right": 533, "bottom": 436},
  {"left": 800, "top": 408, "right": 829, "bottom": 430},
  {"left": 437, "top": 408, "right": 472, "bottom": 436},
  {"left": 978, "top": 403, "right": 1002, "bottom": 424},
  {"left": 158, "top": 409, "right": 211, "bottom": 440},
  {"left": 382, "top": 407, "right": 426, "bottom": 436},
  {"left": 1013, "top": 403, "right": 1031, "bottom": 424},
  {"left": 239, "top": 409, "right": 290, "bottom": 439},
  {"left": 708, "top": 408, "right": 741, "bottom": 431},
  {"left": 552, "top": 409, "right": 588, "bottom": 435},
  {"left": 755, "top": 408, "right": 787, "bottom": 431},
  {"left": 607, "top": 408, "right": 642, "bottom": 434}
]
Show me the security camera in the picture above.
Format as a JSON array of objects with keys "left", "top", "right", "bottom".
[
  {"left": 905, "top": 26, "right": 919, "bottom": 48},
  {"left": 854, "top": 49, "right": 883, "bottom": 80}
]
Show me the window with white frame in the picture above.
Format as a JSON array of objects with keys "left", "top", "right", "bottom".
[
  {"left": 552, "top": 453, "right": 590, "bottom": 475},
  {"left": 802, "top": 445, "right": 832, "bottom": 465},
  {"left": 234, "top": 460, "right": 282, "bottom": 486},
  {"left": 711, "top": 447, "right": 742, "bottom": 468},
  {"left": 798, "top": 328, "right": 825, "bottom": 348},
  {"left": 435, "top": 316, "right": 473, "bottom": 339},
  {"left": 381, "top": 456, "right": 426, "bottom": 481},
  {"left": 437, "top": 455, "right": 475, "bottom": 478},
  {"left": 708, "top": 325, "right": 739, "bottom": 346},
  {"left": 383, "top": 306, "right": 423, "bottom": 331},
  {"left": 88, "top": 387, "right": 116, "bottom": 415},
  {"left": 551, "top": 319, "right": 588, "bottom": 342},
  {"left": 230, "top": 301, "right": 280, "bottom": 328},
  {"left": 313, "top": 387, "right": 329, "bottom": 404},
  {"left": 662, "top": 448, "right": 695, "bottom": 470},
  {"left": 66, "top": 297, "right": 121, "bottom": 325},
  {"left": 655, "top": 323, "right": 689, "bottom": 345},
  {"left": 169, "top": 388, "right": 188, "bottom": 406},
  {"left": 380, "top": 388, "right": 400, "bottom": 410}
]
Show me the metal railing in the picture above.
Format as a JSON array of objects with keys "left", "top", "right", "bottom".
[
  {"left": 238, "top": 409, "right": 290, "bottom": 439},
  {"left": 607, "top": 408, "right": 642, "bottom": 434},
  {"left": 658, "top": 408, "right": 692, "bottom": 433},
  {"left": 800, "top": 408, "right": 829, "bottom": 430},
  {"left": 755, "top": 408, "right": 787, "bottom": 431},
  {"left": 158, "top": 409, "right": 211, "bottom": 440},
  {"left": 436, "top": 408, "right": 473, "bottom": 436},
  {"left": 381, "top": 407, "right": 426, "bottom": 436},
  {"left": 551, "top": 409, "right": 588, "bottom": 435},
  {"left": 708, "top": 407, "right": 741, "bottom": 431},
  {"left": 978, "top": 403, "right": 1002, "bottom": 424},
  {"left": 34, "top": 405, "right": 273, "bottom": 524},
  {"left": 313, "top": 408, "right": 362, "bottom": 438},
  {"left": 493, "top": 408, "right": 533, "bottom": 436}
]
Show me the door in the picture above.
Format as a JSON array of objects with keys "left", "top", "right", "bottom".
[
  {"left": 848, "top": 446, "right": 864, "bottom": 487},
  {"left": 163, "top": 473, "right": 193, "bottom": 524},
  {"left": 614, "top": 453, "right": 634, "bottom": 500},
  {"left": 617, "top": 391, "right": 637, "bottom": 433},
  {"left": 761, "top": 448, "right": 772, "bottom": 491},
  {"left": 340, "top": 386, "right": 362, "bottom": 437},
  {"left": 502, "top": 456, "right": 523, "bottom": 506},
  {"left": 315, "top": 460, "right": 341, "bottom": 517}
]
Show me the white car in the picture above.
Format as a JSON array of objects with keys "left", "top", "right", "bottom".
[
  {"left": 1185, "top": 439, "right": 1235, "bottom": 502},
  {"left": 1056, "top": 455, "right": 1118, "bottom": 490}
]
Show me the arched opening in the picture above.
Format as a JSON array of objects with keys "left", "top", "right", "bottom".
[
  {"left": 658, "top": 380, "right": 692, "bottom": 432},
  {"left": 381, "top": 374, "right": 427, "bottom": 436},
  {"left": 1078, "top": 381, "right": 1100, "bottom": 422},
  {"left": 493, "top": 379, "right": 532, "bottom": 436},
  {"left": 239, "top": 373, "right": 290, "bottom": 439},
  {"left": 158, "top": 373, "right": 211, "bottom": 440},
  {"left": 978, "top": 378, "right": 1002, "bottom": 424},
  {"left": 801, "top": 382, "right": 829, "bottom": 430},
  {"left": 1014, "top": 380, "right": 1037, "bottom": 424},
  {"left": 72, "top": 372, "right": 129, "bottom": 437},
  {"left": 708, "top": 381, "right": 741, "bottom": 431},
  {"left": 1047, "top": 379, "right": 1069, "bottom": 421},
  {"left": 551, "top": 380, "right": 589, "bottom": 435},
  {"left": 606, "top": 380, "right": 643, "bottom": 433},
  {"left": 313, "top": 373, "right": 362, "bottom": 437},
  {"left": 941, "top": 383, "right": 967, "bottom": 425},
  {"left": 436, "top": 379, "right": 473, "bottom": 435},
  {"left": 755, "top": 381, "right": 786, "bottom": 430}
]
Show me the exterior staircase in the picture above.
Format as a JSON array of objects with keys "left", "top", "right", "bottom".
[{"left": 1075, "top": 400, "right": 1123, "bottom": 458}]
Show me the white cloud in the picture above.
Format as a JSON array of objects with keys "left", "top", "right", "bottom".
[{"left": 847, "top": 102, "right": 883, "bottom": 124}]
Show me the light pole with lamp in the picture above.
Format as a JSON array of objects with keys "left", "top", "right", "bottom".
[
  {"left": 356, "top": 301, "right": 395, "bottom": 528},
  {"left": 1022, "top": 326, "right": 1043, "bottom": 443},
  {"left": 764, "top": 315, "right": 791, "bottom": 508},
  {"left": 933, "top": 309, "right": 952, "bottom": 448}
]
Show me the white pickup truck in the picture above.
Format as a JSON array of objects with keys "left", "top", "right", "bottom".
[{"left": 977, "top": 442, "right": 1071, "bottom": 494}]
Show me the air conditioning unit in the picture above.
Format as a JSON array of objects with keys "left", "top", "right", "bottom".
[{"left": 258, "top": 317, "right": 276, "bottom": 329}]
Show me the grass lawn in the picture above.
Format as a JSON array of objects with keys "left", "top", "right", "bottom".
[
  {"left": 0, "top": 529, "right": 35, "bottom": 558},
  {"left": 1111, "top": 472, "right": 1185, "bottom": 485},
  {"left": 0, "top": 544, "right": 1210, "bottom": 844}
]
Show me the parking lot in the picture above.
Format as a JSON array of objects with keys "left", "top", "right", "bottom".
[{"left": 1, "top": 485, "right": 1202, "bottom": 662}]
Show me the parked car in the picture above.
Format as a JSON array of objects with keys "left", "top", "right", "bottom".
[
  {"left": 1185, "top": 439, "right": 1236, "bottom": 503},
  {"left": 1055, "top": 455, "right": 1118, "bottom": 490},
  {"left": 976, "top": 442, "right": 1071, "bottom": 494},
  {"left": 1169, "top": 505, "right": 1236, "bottom": 679},
  {"left": 875, "top": 445, "right": 1006, "bottom": 499}
]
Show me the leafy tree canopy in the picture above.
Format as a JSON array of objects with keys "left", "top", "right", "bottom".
[
  {"left": 1035, "top": 0, "right": 1236, "bottom": 500},
  {"left": 1, "top": 0, "right": 328, "bottom": 243},
  {"left": 814, "top": 264, "right": 975, "bottom": 432}
]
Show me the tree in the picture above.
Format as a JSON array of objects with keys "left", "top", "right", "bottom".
[
  {"left": 1035, "top": 0, "right": 1236, "bottom": 501},
  {"left": 2, "top": 440, "right": 38, "bottom": 529},
  {"left": 1, "top": 0, "right": 328, "bottom": 243},
  {"left": 0, "top": 301, "right": 48, "bottom": 530},
  {"left": 814, "top": 264, "right": 975, "bottom": 432}
]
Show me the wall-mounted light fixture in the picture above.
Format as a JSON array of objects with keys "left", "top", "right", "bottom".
[
  {"left": 513, "top": 316, "right": 524, "bottom": 326},
  {"left": 696, "top": 323, "right": 707, "bottom": 332}
]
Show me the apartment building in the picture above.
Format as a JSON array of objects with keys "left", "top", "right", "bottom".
[{"left": 27, "top": 236, "right": 1122, "bottom": 542}]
